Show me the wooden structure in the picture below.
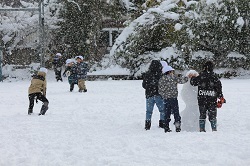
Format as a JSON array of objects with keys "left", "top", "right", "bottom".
[{"left": 100, "top": 19, "right": 126, "bottom": 52}]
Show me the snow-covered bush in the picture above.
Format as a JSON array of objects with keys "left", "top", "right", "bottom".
[
  {"left": 186, "top": 0, "right": 250, "bottom": 61},
  {"left": 109, "top": 0, "right": 197, "bottom": 76},
  {"left": 0, "top": 0, "right": 63, "bottom": 64},
  {"left": 108, "top": 0, "right": 249, "bottom": 76}
]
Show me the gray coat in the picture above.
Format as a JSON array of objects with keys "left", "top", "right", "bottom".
[{"left": 159, "top": 74, "right": 188, "bottom": 99}]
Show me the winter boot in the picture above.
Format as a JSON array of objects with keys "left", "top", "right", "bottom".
[
  {"left": 175, "top": 121, "right": 181, "bottom": 132},
  {"left": 199, "top": 119, "right": 206, "bottom": 132},
  {"left": 210, "top": 120, "right": 217, "bottom": 131},
  {"left": 164, "top": 123, "right": 172, "bottom": 132},
  {"left": 145, "top": 120, "right": 151, "bottom": 130},
  {"left": 39, "top": 102, "right": 49, "bottom": 116},
  {"left": 28, "top": 108, "right": 33, "bottom": 115},
  {"left": 159, "top": 120, "right": 165, "bottom": 128}
]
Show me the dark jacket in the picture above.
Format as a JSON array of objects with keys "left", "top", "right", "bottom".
[
  {"left": 63, "top": 66, "right": 78, "bottom": 84},
  {"left": 52, "top": 57, "right": 63, "bottom": 69},
  {"left": 142, "top": 60, "right": 162, "bottom": 98},
  {"left": 190, "top": 71, "right": 223, "bottom": 106},
  {"left": 72, "top": 62, "right": 89, "bottom": 80}
]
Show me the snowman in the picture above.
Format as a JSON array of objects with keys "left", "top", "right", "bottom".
[{"left": 180, "top": 70, "right": 200, "bottom": 132}]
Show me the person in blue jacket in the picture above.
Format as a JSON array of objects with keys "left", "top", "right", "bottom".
[
  {"left": 72, "top": 56, "right": 89, "bottom": 92},
  {"left": 63, "top": 59, "right": 78, "bottom": 92}
]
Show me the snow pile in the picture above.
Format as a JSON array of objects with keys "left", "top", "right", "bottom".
[
  {"left": 132, "top": 47, "right": 183, "bottom": 75},
  {"left": 90, "top": 65, "right": 130, "bottom": 75},
  {"left": 2, "top": 63, "right": 40, "bottom": 81},
  {"left": 110, "top": 0, "right": 181, "bottom": 57}
]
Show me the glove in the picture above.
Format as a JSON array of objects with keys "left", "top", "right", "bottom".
[
  {"left": 188, "top": 73, "right": 198, "bottom": 78},
  {"left": 66, "top": 71, "right": 71, "bottom": 77},
  {"left": 217, "top": 97, "right": 226, "bottom": 108}
]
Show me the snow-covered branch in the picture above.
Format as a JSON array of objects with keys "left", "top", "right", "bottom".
[{"left": 67, "top": 0, "right": 81, "bottom": 12}]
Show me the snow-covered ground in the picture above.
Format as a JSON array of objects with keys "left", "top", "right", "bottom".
[{"left": 0, "top": 74, "right": 250, "bottom": 166}]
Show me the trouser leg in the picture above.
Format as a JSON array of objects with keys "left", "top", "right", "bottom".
[
  {"left": 163, "top": 99, "right": 172, "bottom": 132},
  {"left": 199, "top": 106, "right": 207, "bottom": 132},
  {"left": 70, "top": 83, "right": 74, "bottom": 91},
  {"left": 28, "top": 94, "right": 36, "bottom": 114},
  {"left": 36, "top": 93, "right": 49, "bottom": 115},
  {"left": 155, "top": 95, "right": 165, "bottom": 128},
  {"left": 155, "top": 95, "right": 165, "bottom": 120},
  {"left": 39, "top": 102, "right": 49, "bottom": 115},
  {"left": 78, "top": 79, "right": 86, "bottom": 92},
  {"left": 146, "top": 97, "right": 154, "bottom": 121},
  {"left": 171, "top": 98, "right": 181, "bottom": 132},
  {"left": 208, "top": 105, "right": 217, "bottom": 131}
]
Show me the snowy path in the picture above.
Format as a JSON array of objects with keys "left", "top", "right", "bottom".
[{"left": 0, "top": 79, "right": 250, "bottom": 166}]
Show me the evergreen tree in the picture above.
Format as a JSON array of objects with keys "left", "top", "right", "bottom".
[
  {"left": 186, "top": 0, "right": 250, "bottom": 66},
  {"left": 55, "top": 1, "right": 100, "bottom": 59},
  {"left": 54, "top": 0, "right": 127, "bottom": 62},
  {"left": 110, "top": 0, "right": 194, "bottom": 75}
]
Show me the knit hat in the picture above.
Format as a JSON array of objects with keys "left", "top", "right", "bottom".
[
  {"left": 75, "top": 55, "right": 84, "bottom": 60},
  {"left": 56, "top": 53, "right": 62, "bottom": 57},
  {"left": 66, "top": 59, "right": 73, "bottom": 64},
  {"left": 39, "top": 67, "right": 48, "bottom": 74}
]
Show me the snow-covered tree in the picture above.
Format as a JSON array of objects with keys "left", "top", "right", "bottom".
[
  {"left": 54, "top": 0, "right": 127, "bottom": 62},
  {"left": 108, "top": 0, "right": 249, "bottom": 76},
  {"left": 186, "top": 0, "right": 250, "bottom": 68},
  {"left": 109, "top": 0, "right": 197, "bottom": 76},
  {"left": 0, "top": 0, "right": 63, "bottom": 64}
]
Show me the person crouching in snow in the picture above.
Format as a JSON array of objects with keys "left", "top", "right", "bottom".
[
  {"left": 189, "top": 61, "right": 225, "bottom": 132},
  {"left": 63, "top": 59, "right": 78, "bottom": 92},
  {"left": 159, "top": 66, "right": 188, "bottom": 132},
  {"left": 72, "top": 55, "right": 89, "bottom": 92},
  {"left": 28, "top": 67, "right": 49, "bottom": 115},
  {"left": 142, "top": 60, "right": 165, "bottom": 130}
]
